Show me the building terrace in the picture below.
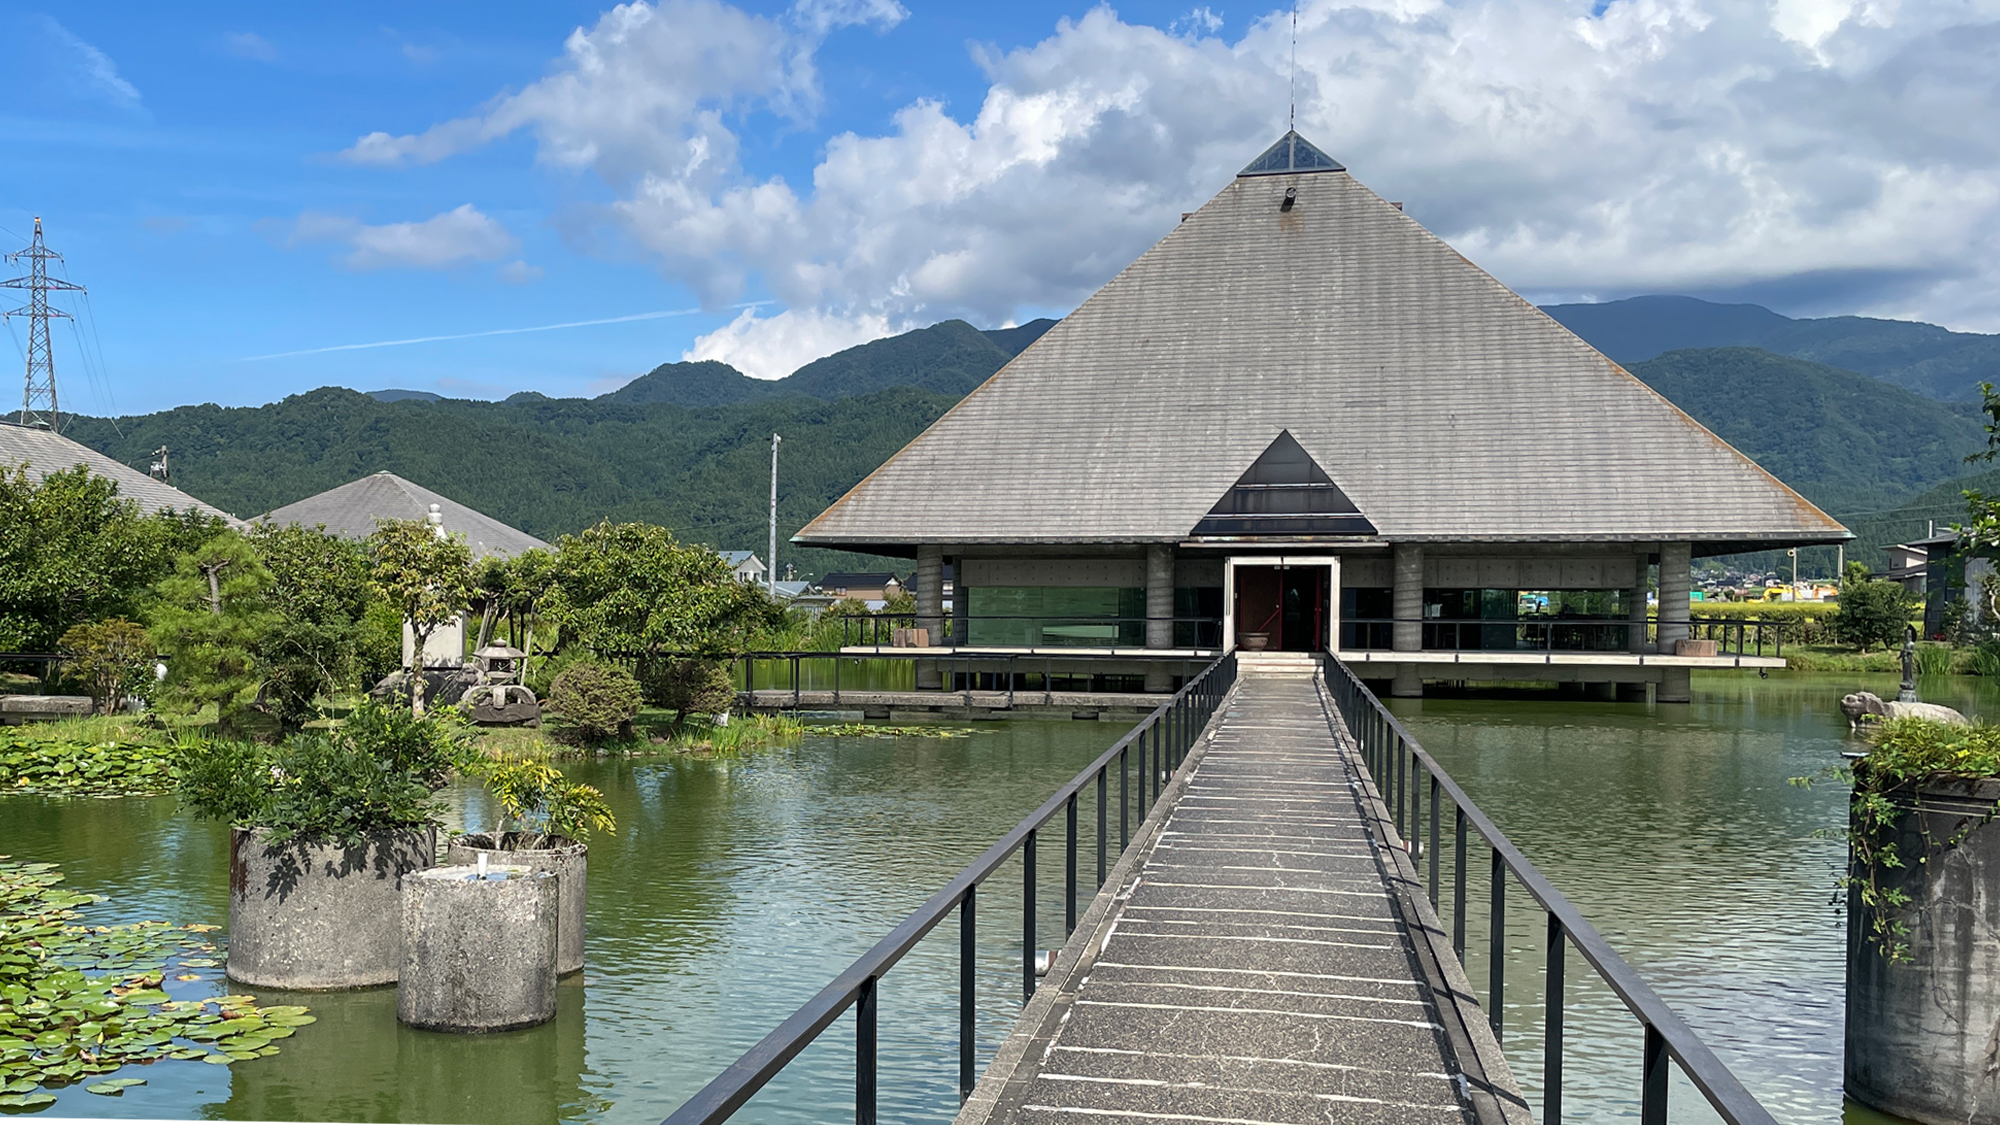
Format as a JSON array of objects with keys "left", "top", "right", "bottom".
[{"left": 797, "top": 131, "right": 1847, "bottom": 702}]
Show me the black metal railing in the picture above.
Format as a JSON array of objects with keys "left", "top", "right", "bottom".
[
  {"left": 661, "top": 652, "right": 1237, "bottom": 1125},
  {"left": 841, "top": 614, "right": 1224, "bottom": 650},
  {"left": 731, "top": 649, "right": 1216, "bottom": 708},
  {"left": 1340, "top": 616, "right": 1785, "bottom": 658},
  {"left": 1322, "top": 655, "right": 1778, "bottom": 1125}
]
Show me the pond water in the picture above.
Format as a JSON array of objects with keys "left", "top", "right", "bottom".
[{"left": 2, "top": 671, "right": 1985, "bottom": 1124}]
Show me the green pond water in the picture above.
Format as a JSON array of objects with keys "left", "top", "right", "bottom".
[{"left": 1, "top": 671, "right": 1980, "bottom": 1123}]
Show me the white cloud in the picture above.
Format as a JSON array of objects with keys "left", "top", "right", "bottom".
[
  {"left": 40, "top": 17, "right": 140, "bottom": 107},
  {"left": 498, "top": 259, "right": 545, "bottom": 284},
  {"left": 347, "top": 0, "right": 2000, "bottom": 348},
  {"left": 685, "top": 307, "right": 891, "bottom": 379},
  {"left": 287, "top": 204, "right": 518, "bottom": 271},
  {"left": 224, "top": 32, "right": 278, "bottom": 62}
]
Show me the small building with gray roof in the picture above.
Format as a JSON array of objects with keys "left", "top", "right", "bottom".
[
  {"left": 258, "top": 471, "right": 546, "bottom": 560},
  {"left": 796, "top": 131, "right": 1849, "bottom": 701},
  {"left": 0, "top": 421, "right": 240, "bottom": 523}
]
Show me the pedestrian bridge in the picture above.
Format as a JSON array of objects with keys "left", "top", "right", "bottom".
[{"left": 665, "top": 651, "right": 1777, "bottom": 1125}]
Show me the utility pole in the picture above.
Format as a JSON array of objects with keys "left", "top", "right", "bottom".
[
  {"left": 149, "top": 446, "right": 170, "bottom": 483},
  {"left": 1, "top": 218, "right": 86, "bottom": 432},
  {"left": 768, "top": 433, "right": 781, "bottom": 596}
]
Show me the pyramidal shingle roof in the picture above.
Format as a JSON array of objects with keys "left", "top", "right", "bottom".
[
  {"left": 798, "top": 134, "right": 1848, "bottom": 554},
  {"left": 0, "top": 422, "right": 240, "bottom": 523},
  {"left": 259, "top": 472, "right": 546, "bottom": 559}
]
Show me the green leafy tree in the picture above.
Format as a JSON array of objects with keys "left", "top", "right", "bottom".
[
  {"left": 57, "top": 618, "right": 153, "bottom": 714},
  {"left": 538, "top": 521, "right": 779, "bottom": 662},
  {"left": 0, "top": 463, "right": 223, "bottom": 651},
  {"left": 149, "top": 532, "right": 278, "bottom": 733},
  {"left": 638, "top": 658, "right": 735, "bottom": 725},
  {"left": 251, "top": 524, "right": 375, "bottom": 728},
  {"left": 473, "top": 757, "right": 615, "bottom": 843},
  {"left": 369, "top": 518, "right": 476, "bottom": 716},
  {"left": 1831, "top": 564, "right": 1920, "bottom": 651}
]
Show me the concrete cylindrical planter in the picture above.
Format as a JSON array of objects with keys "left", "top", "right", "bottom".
[
  {"left": 447, "top": 832, "right": 587, "bottom": 976},
  {"left": 398, "top": 864, "right": 557, "bottom": 1033},
  {"left": 227, "top": 826, "right": 436, "bottom": 990},
  {"left": 1846, "top": 777, "right": 2000, "bottom": 1125}
]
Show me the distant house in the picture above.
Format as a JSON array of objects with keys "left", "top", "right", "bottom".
[
  {"left": 257, "top": 472, "right": 546, "bottom": 560},
  {"left": 1882, "top": 542, "right": 1930, "bottom": 596},
  {"left": 719, "top": 551, "right": 768, "bottom": 584},
  {"left": 821, "top": 572, "right": 903, "bottom": 608},
  {"left": 0, "top": 422, "right": 240, "bottom": 523},
  {"left": 1898, "top": 531, "right": 1995, "bottom": 637}
]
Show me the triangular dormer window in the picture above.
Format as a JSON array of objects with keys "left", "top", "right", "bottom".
[{"left": 1191, "top": 431, "right": 1375, "bottom": 536}]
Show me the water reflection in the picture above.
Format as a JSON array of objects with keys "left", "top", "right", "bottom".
[{"left": 1389, "top": 671, "right": 1984, "bottom": 1125}]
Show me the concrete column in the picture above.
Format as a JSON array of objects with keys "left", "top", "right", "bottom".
[
  {"left": 916, "top": 545, "right": 944, "bottom": 689},
  {"left": 1144, "top": 545, "right": 1175, "bottom": 693},
  {"left": 399, "top": 866, "right": 557, "bottom": 1033},
  {"left": 1391, "top": 544, "right": 1424, "bottom": 698},
  {"left": 1658, "top": 543, "right": 1692, "bottom": 703},
  {"left": 1627, "top": 573, "right": 1649, "bottom": 655}
]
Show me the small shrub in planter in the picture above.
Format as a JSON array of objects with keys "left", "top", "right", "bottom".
[
  {"left": 450, "top": 757, "right": 615, "bottom": 975},
  {"left": 175, "top": 701, "right": 469, "bottom": 989},
  {"left": 547, "top": 659, "right": 641, "bottom": 746}
]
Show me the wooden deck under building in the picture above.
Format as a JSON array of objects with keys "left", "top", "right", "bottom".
[{"left": 957, "top": 658, "right": 1528, "bottom": 1125}]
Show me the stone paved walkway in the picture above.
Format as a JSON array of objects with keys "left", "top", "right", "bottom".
[{"left": 966, "top": 667, "right": 1524, "bottom": 1125}]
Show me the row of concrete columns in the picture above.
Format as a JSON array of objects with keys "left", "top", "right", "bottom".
[{"left": 907, "top": 541, "right": 1696, "bottom": 700}]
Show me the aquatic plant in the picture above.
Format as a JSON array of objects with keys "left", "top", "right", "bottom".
[
  {"left": 1914, "top": 643, "right": 1954, "bottom": 677},
  {"left": 473, "top": 758, "right": 615, "bottom": 843},
  {"left": 805, "top": 723, "right": 987, "bottom": 739},
  {"left": 0, "top": 857, "right": 313, "bottom": 1111},
  {"left": 0, "top": 729, "right": 175, "bottom": 797}
]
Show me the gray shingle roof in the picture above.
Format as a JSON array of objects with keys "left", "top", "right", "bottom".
[
  {"left": 258, "top": 472, "right": 546, "bottom": 559},
  {"left": 0, "top": 422, "right": 240, "bottom": 523},
  {"left": 798, "top": 140, "right": 1849, "bottom": 554}
]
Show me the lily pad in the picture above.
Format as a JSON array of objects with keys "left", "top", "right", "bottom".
[
  {"left": 0, "top": 1092, "right": 56, "bottom": 1112},
  {"left": 84, "top": 1078, "right": 144, "bottom": 1095}
]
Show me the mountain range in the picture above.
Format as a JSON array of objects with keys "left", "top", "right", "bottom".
[{"left": 47, "top": 298, "right": 1999, "bottom": 581}]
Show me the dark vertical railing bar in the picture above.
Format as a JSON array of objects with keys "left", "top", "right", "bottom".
[
  {"left": 855, "top": 976, "right": 877, "bottom": 1125},
  {"left": 1642, "top": 1025, "right": 1668, "bottom": 1125},
  {"left": 1119, "top": 747, "right": 1129, "bottom": 850},
  {"left": 1096, "top": 771, "right": 1108, "bottom": 888},
  {"left": 959, "top": 887, "right": 975, "bottom": 1103},
  {"left": 1489, "top": 846, "right": 1506, "bottom": 1035},
  {"left": 1453, "top": 806, "right": 1468, "bottom": 961},
  {"left": 1427, "top": 774, "right": 1441, "bottom": 907},
  {"left": 1024, "top": 824, "right": 1040, "bottom": 996},
  {"left": 1064, "top": 795, "right": 1078, "bottom": 936},
  {"left": 1545, "top": 915, "right": 1566, "bottom": 1125}
]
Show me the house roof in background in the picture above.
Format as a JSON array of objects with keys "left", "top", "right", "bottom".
[
  {"left": 797, "top": 133, "right": 1848, "bottom": 554},
  {"left": 0, "top": 422, "right": 240, "bottom": 523},
  {"left": 258, "top": 471, "right": 546, "bottom": 559},
  {"left": 820, "top": 572, "right": 901, "bottom": 588},
  {"left": 719, "top": 551, "right": 765, "bottom": 568}
]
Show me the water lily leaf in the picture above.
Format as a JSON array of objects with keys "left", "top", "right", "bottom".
[
  {"left": 200, "top": 1054, "right": 231, "bottom": 1065},
  {"left": 179, "top": 959, "right": 218, "bottom": 968},
  {"left": 173, "top": 975, "right": 201, "bottom": 982},
  {"left": 257, "top": 1005, "right": 309, "bottom": 1018},
  {"left": 167, "top": 1049, "right": 206, "bottom": 1061},
  {"left": 255, "top": 1046, "right": 279, "bottom": 1057},
  {"left": 117, "top": 990, "right": 168, "bottom": 1005},
  {"left": 222, "top": 1051, "right": 257, "bottom": 1062},
  {"left": 264, "top": 1014, "right": 315, "bottom": 1027},
  {"left": 212, "top": 1018, "right": 263, "bottom": 1035},
  {"left": 84, "top": 1078, "right": 143, "bottom": 1095},
  {"left": 0, "top": 1092, "right": 57, "bottom": 1111}
]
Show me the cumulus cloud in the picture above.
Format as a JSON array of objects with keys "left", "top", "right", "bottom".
[
  {"left": 287, "top": 204, "right": 519, "bottom": 271},
  {"left": 224, "top": 32, "right": 278, "bottom": 62},
  {"left": 685, "top": 306, "right": 891, "bottom": 379},
  {"left": 347, "top": 0, "right": 2000, "bottom": 373}
]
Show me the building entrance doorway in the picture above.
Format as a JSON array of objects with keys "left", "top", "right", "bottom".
[{"left": 1232, "top": 565, "right": 1330, "bottom": 652}]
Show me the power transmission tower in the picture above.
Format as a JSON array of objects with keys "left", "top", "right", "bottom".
[{"left": 1, "top": 218, "right": 86, "bottom": 432}]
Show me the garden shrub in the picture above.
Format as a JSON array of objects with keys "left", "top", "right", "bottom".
[
  {"left": 57, "top": 618, "right": 153, "bottom": 714},
  {"left": 1831, "top": 578, "right": 1921, "bottom": 651},
  {"left": 474, "top": 757, "right": 616, "bottom": 843},
  {"left": 638, "top": 657, "right": 734, "bottom": 724},
  {"left": 547, "top": 659, "right": 642, "bottom": 746},
  {"left": 173, "top": 701, "right": 468, "bottom": 844}
]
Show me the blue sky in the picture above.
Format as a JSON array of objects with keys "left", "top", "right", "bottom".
[{"left": 7, "top": 0, "right": 1999, "bottom": 415}]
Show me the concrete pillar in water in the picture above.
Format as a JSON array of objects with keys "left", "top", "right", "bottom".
[
  {"left": 399, "top": 865, "right": 558, "bottom": 1033},
  {"left": 1145, "top": 545, "right": 1175, "bottom": 692},
  {"left": 916, "top": 545, "right": 944, "bottom": 689},
  {"left": 1392, "top": 544, "right": 1424, "bottom": 697},
  {"left": 1846, "top": 778, "right": 2000, "bottom": 1124},
  {"left": 1657, "top": 543, "right": 1692, "bottom": 703},
  {"left": 227, "top": 827, "right": 434, "bottom": 990},
  {"left": 446, "top": 834, "right": 588, "bottom": 977}
]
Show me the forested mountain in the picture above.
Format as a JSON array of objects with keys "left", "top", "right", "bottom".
[
  {"left": 1547, "top": 295, "right": 2000, "bottom": 402},
  {"left": 47, "top": 311, "right": 1991, "bottom": 583},
  {"left": 606, "top": 318, "right": 1056, "bottom": 407}
]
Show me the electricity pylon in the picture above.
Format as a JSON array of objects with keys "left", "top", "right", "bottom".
[{"left": 2, "top": 218, "right": 86, "bottom": 432}]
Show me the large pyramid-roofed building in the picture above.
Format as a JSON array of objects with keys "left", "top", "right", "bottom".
[
  {"left": 0, "top": 422, "right": 239, "bottom": 523},
  {"left": 799, "top": 131, "right": 1844, "bottom": 554},
  {"left": 259, "top": 472, "right": 545, "bottom": 560}
]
